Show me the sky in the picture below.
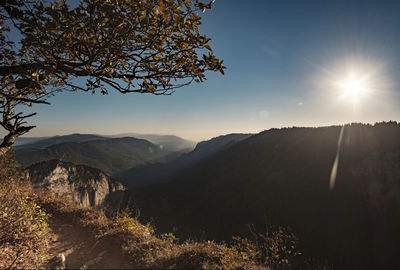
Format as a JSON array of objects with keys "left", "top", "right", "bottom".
[{"left": 5, "top": 0, "right": 400, "bottom": 142}]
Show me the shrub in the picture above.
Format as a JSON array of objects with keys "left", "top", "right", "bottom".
[
  {"left": 247, "top": 224, "right": 302, "bottom": 269},
  {"left": 0, "top": 152, "right": 50, "bottom": 269},
  {"left": 231, "top": 236, "right": 261, "bottom": 262},
  {"left": 114, "top": 208, "right": 154, "bottom": 236}
]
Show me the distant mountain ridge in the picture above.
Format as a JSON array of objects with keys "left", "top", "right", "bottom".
[
  {"left": 110, "top": 133, "right": 196, "bottom": 152},
  {"left": 14, "top": 134, "right": 107, "bottom": 149},
  {"left": 13, "top": 132, "right": 195, "bottom": 150},
  {"left": 12, "top": 136, "right": 51, "bottom": 146}
]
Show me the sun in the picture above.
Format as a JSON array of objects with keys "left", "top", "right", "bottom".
[
  {"left": 318, "top": 57, "right": 389, "bottom": 110},
  {"left": 341, "top": 74, "right": 367, "bottom": 97},
  {"left": 335, "top": 71, "right": 371, "bottom": 102}
]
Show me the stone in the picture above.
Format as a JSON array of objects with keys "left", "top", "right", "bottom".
[{"left": 25, "top": 160, "right": 129, "bottom": 212}]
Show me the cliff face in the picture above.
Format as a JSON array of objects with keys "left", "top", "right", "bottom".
[{"left": 26, "top": 160, "right": 128, "bottom": 212}]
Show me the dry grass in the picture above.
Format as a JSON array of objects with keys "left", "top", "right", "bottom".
[{"left": 34, "top": 190, "right": 269, "bottom": 269}]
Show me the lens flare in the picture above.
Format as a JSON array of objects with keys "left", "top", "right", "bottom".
[{"left": 330, "top": 126, "right": 345, "bottom": 190}]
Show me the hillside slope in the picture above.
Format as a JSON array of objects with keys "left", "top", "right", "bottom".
[{"left": 134, "top": 122, "right": 400, "bottom": 270}]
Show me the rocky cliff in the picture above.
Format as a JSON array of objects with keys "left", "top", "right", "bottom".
[{"left": 25, "top": 160, "right": 128, "bottom": 213}]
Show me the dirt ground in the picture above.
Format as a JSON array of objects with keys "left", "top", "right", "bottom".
[{"left": 46, "top": 213, "right": 133, "bottom": 269}]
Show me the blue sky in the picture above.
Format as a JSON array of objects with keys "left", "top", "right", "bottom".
[{"left": 9, "top": 0, "right": 400, "bottom": 141}]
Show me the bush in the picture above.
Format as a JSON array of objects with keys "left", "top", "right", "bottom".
[
  {"left": 0, "top": 152, "right": 50, "bottom": 269},
  {"left": 107, "top": 208, "right": 268, "bottom": 269},
  {"left": 114, "top": 208, "right": 154, "bottom": 236},
  {"left": 247, "top": 224, "right": 302, "bottom": 269}
]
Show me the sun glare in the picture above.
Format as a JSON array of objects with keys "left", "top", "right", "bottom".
[
  {"left": 338, "top": 73, "right": 369, "bottom": 100},
  {"left": 329, "top": 65, "right": 379, "bottom": 106},
  {"left": 317, "top": 57, "right": 389, "bottom": 109}
]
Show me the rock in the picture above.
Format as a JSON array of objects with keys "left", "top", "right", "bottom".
[
  {"left": 25, "top": 160, "right": 129, "bottom": 212},
  {"left": 47, "top": 253, "right": 66, "bottom": 270}
]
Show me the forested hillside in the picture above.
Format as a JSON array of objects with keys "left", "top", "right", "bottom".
[
  {"left": 15, "top": 137, "right": 179, "bottom": 175},
  {"left": 134, "top": 122, "right": 400, "bottom": 270}
]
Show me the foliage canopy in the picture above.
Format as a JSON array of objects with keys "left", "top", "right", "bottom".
[{"left": 0, "top": 0, "right": 224, "bottom": 153}]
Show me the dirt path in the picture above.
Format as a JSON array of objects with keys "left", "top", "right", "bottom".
[{"left": 46, "top": 213, "right": 134, "bottom": 269}]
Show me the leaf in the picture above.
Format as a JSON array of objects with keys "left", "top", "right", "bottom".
[{"left": 15, "top": 78, "right": 32, "bottom": 89}]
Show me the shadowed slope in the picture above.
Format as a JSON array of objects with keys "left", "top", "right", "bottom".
[{"left": 134, "top": 122, "right": 400, "bottom": 270}]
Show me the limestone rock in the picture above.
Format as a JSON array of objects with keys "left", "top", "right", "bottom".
[{"left": 25, "top": 160, "right": 128, "bottom": 212}]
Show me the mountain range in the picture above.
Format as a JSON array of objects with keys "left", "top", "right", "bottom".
[
  {"left": 109, "top": 133, "right": 196, "bottom": 152},
  {"left": 14, "top": 133, "right": 196, "bottom": 151},
  {"left": 13, "top": 134, "right": 107, "bottom": 149},
  {"left": 13, "top": 133, "right": 195, "bottom": 176}
]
